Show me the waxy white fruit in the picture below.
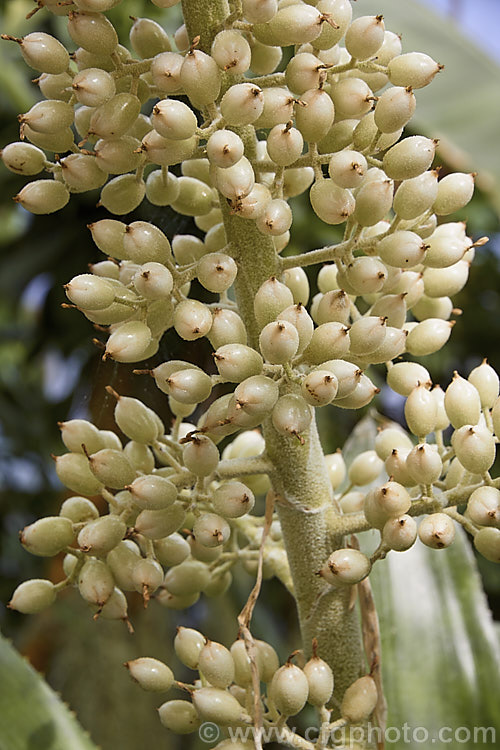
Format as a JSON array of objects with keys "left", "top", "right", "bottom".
[
  {"left": 341, "top": 675, "right": 378, "bottom": 722},
  {"left": 418, "top": 513, "right": 455, "bottom": 549},
  {"left": 270, "top": 663, "right": 309, "bottom": 716},
  {"left": 320, "top": 548, "right": 371, "bottom": 586},
  {"left": 125, "top": 657, "right": 174, "bottom": 692},
  {"left": 9, "top": 579, "right": 56, "bottom": 614}
]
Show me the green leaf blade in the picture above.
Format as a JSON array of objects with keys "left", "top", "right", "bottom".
[
  {"left": 371, "top": 528, "right": 500, "bottom": 743},
  {"left": 0, "top": 631, "right": 99, "bottom": 750}
]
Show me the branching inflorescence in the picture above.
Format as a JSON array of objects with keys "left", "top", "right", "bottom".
[{"left": 3, "top": 0, "right": 499, "bottom": 748}]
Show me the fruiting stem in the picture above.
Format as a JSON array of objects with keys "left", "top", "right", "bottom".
[
  {"left": 110, "top": 59, "right": 153, "bottom": 78},
  {"left": 216, "top": 455, "right": 274, "bottom": 478},
  {"left": 264, "top": 721, "right": 315, "bottom": 750},
  {"left": 326, "top": 60, "right": 356, "bottom": 77},
  {"left": 222, "top": 0, "right": 243, "bottom": 30},
  {"left": 280, "top": 238, "right": 355, "bottom": 270},
  {"left": 101, "top": 487, "right": 121, "bottom": 510},
  {"left": 55, "top": 554, "right": 85, "bottom": 590},
  {"left": 157, "top": 433, "right": 183, "bottom": 454},
  {"left": 152, "top": 440, "right": 184, "bottom": 472},
  {"left": 250, "top": 73, "right": 287, "bottom": 88},
  {"left": 262, "top": 412, "right": 364, "bottom": 686},
  {"left": 182, "top": 0, "right": 364, "bottom": 717},
  {"left": 182, "top": 0, "right": 231, "bottom": 54},
  {"left": 232, "top": 20, "right": 253, "bottom": 32},
  {"left": 308, "top": 143, "right": 323, "bottom": 181},
  {"left": 443, "top": 506, "right": 478, "bottom": 536},
  {"left": 113, "top": 294, "right": 146, "bottom": 308},
  {"left": 370, "top": 542, "right": 390, "bottom": 565}
]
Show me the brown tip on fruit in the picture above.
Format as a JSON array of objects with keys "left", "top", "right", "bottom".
[
  {"left": 92, "top": 337, "right": 106, "bottom": 351},
  {"left": 473, "top": 236, "right": 488, "bottom": 247},
  {"left": 1, "top": 34, "right": 22, "bottom": 44},
  {"left": 105, "top": 385, "right": 120, "bottom": 400},
  {"left": 125, "top": 617, "right": 135, "bottom": 634},
  {"left": 322, "top": 13, "right": 340, "bottom": 29}
]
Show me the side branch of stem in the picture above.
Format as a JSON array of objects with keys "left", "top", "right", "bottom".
[{"left": 216, "top": 456, "right": 274, "bottom": 478}]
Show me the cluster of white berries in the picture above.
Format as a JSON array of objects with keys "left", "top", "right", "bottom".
[
  {"left": 1, "top": 0, "right": 480, "bottom": 420},
  {"left": 59, "top": 214, "right": 481, "bottom": 431},
  {"left": 123, "top": 633, "right": 377, "bottom": 744},
  {"left": 9, "top": 386, "right": 280, "bottom": 618},
  {"left": 4, "top": 0, "right": 497, "bottom": 744},
  {"left": 317, "top": 359, "right": 500, "bottom": 582}
]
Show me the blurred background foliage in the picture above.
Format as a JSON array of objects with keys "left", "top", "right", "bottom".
[{"left": 0, "top": 1, "right": 499, "bottom": 749}]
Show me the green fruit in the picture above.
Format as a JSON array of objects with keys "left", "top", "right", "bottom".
[
  {"left": 9, "top": 579, "right": 57, "bottom": 614},
  {"left": 21, "top": 516, "right": 75, "bottom": 557}
]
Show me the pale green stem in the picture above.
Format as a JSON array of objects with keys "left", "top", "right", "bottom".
[
  {"left": 113, "top": 294, "right": 146, "bottom": 308},
  {"left": 370, "top": 542, "right": 390, "bottom": 565},
  {"left": 182, "top": 0, "right": 230, "bottom": 52},
  {"left": 326, "top": 60, "right": 356, "bottom": 77},
  {"left": 152, "top": 440, "right": 184, "bottom": 472},
  {"left": 171, "top": 415, "right": 182, "bottom": 443},
  {"left": 54, "top": 554, "right": 85, "bottom": 591},
  {"left": 357, "top": 61, "right": 388, "bottom": 74},
  {"left": 325, "top": 483, "right": 489, "bottom": 538},
  {"left": 435, "top": 429, "right": 445, "bottom": 454},
  {"left": 250, "top": 72, "right": 286, "bottom": 87},
  {"left": 443, "top": 506, "right": 478, "bottom": 536},
  {"left": 280, "top": 239, "right": 354, "bottom": 270},
  {"left": 363, "top": 127, "right": 382, "bottom": 155},
  {"left": 157, "top": 435, "right": 183, "bottom": 455},
  {"left": 263, "top": 416, "right": 364, "bottom": 703},
  {"left": 101, "top": 487, "right": 120, "bottom": 510},
  {"left": 263, "top": 722, "right": 316, "bottom": 750},
  {"left": 220, "top": 199, "right": 278, "bottom": 346},
  {"left": 366, "top": 155, "right": 383, "bottom": 168},
  {"left": 111, "top": 59, "right": 153, "bottom": 78},
  {"left": 255, "top": 151, "right": 341, "bottom": 172},
  {"left": 216, "top": 455, "right": 274, "bottom": 478},
  {"left": 317, "top": 706, "right": 332, "bottom": 750}
]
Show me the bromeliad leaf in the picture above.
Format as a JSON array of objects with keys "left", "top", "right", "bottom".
[
  {"left": 370, "top": 526, "right": 500, "bottom": 741},
  {"left": 0, "top": 631, "right": 98, "bottom": 750}
]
